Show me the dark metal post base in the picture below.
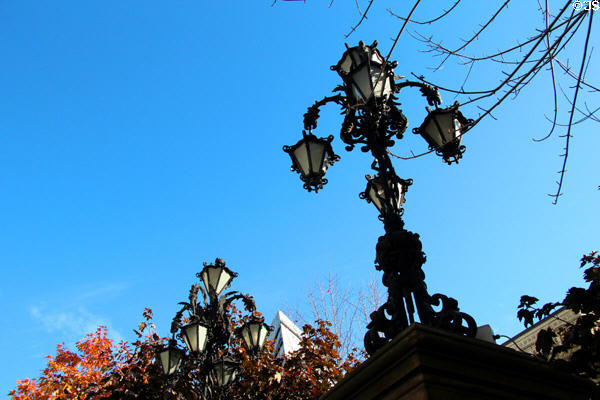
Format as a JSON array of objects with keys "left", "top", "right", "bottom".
[{"left": 365, "top": 217, "right": 477, "bottom": 355}]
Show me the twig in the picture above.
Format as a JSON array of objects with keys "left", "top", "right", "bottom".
[
  {"left": 388, "top": 0, "right": 462, "bottom": 25},
  {"left": 345, "top": 0, "right": 374, "bottom": 38},
  {"left": 550, "top": 10, "right": 594, "bottom": 205},
  {"left": 533, "top": 0, "right": 559, "bottom": 142}
]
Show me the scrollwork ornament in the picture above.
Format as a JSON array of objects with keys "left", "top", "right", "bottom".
[{"left": 428, "top": 294, "right": 478, "bottom": 337}]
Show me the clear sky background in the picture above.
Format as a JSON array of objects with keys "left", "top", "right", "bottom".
[{"left": 1, "top": 1, "right": 598, "bottom": 395}]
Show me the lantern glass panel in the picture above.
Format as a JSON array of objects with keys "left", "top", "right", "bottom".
[
  {"left": 292, "top": 143, "right": 310, "bottom": 175},
  {"left": 367, "top": 184, "right": 384, "bottom": 212},
  {"left": 421, "top": 120, "right": 440, "bottom": 147},
  {"left": 347, "top": 47, "right": 364, "bottom": 70},
  {"left": 250, "top": 323, "right": 260, "bottom": 345},
  {"left": 182, "top": 323, "right": 208, "bottom": 353},
  {"left": 338, "top": 53, "right": 353, "bottom": 75},
  {"left": 202, "top": 267, "right": 219, "bottom": 292},
  {"left": 350, "top": 64, "right": 371, "bottom": 102},
  {"left": 307, "top": 141, "right": 325, "bottom": 174},
  {"left": 215, "top": 269, "right": 233, "bottom": 294},
  {"left": 425, "top": 113, "right": 458, "bottom": 147},
  {"left": 241, "top": 327, "right": 252, "bottom": 348},
  {"left": 395, "top": 181, "right": 406, "bottom": 207},
  {"left": 322, "top": 151, "right": 332, "bottom": 173},
  {"left": 257, "top": 325, "right": 269, "bottom": 348},
  {"left": 350, "top": 65, "right": 392, "bottom": 103},
  {"left": 453, "top": 118, "right": 462, "bottom": 141},
  {"left": 371, "top": 67, "right": 392, "bottom": 99},
  {"left": 370, "top": 50, "right": 384, "bottom": 64}
]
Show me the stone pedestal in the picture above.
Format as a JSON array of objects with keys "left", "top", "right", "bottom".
[{"left": 322, "top": 324, "right": 595, "bottom": 400}]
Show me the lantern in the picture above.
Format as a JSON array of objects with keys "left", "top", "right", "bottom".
[
  {"left": 157, "top": 342, "right": 184, "bottom": 375},
  {"left": 414, "top": 102, "right": 472, "bottom": 164},
  {"left": 199, "top": 259, "right": 237, "bottom": 296},
  {"left": 212, "top": 358, "right": 240, "bottom": 386},
  {"left": 181, "top": 321, "right": 209, "bottom": 353},
  {"left": 332, "top": 41, "right": 395, "bottom": 105},
  {"left": 360, "top": 174, "right": 412, "bottom": 215},
  {"left": 237, "top": 318, "right": 272, "bottom": 354},
  {"left": 283, "top": 131, "right": 339, "bottom": 192}
]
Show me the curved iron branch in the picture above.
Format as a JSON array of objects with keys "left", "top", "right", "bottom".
[
  {"left": 395, "top": 80, "right": 442, "bottom": 107},
  {"left": 303, "top": 94, "right": 345, "bottom": 131}
]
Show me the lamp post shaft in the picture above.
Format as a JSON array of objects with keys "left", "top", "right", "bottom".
[{"left": 358, "top": 107, "right": 474, "bottom": 355}]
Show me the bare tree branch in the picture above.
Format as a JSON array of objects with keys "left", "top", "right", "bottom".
[
  {"left": 345, "top": 0, "right": 374, "bottom": 38},
  {"left": 388, "top": 0, "right": 462, "bottom": 25},
  {"left": 533, "top": 0, "right": 559, "bottom": 142},
  {"left": 383, "top": 0, "right": 421, "bottom": 63},
  {"left": 288, "top": 270, "right": 383, "bottom": 356},
  {"left": 550, "top": 10, "right": 595, "bottom": 204},
  {"left": 433, "top": 0, "right": 512, "bottom": 70}
]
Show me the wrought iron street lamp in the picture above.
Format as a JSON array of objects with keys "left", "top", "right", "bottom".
[
  {"left": 284, "top": 41, "right": 477, "bottom": 355},
  {"left": 156, "top": 258, "right": 272, "bottom": 398}
]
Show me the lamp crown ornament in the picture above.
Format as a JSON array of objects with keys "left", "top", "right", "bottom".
[{"left": 284, "top": 41, "right": 478, "bottom": 355}]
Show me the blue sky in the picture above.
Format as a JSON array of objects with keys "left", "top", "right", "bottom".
[{"left": 2, "top": 1, "right": 598, "bottom": 395}]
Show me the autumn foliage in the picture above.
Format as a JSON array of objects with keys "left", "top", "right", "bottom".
[
  {"left": 234, "top": 319, "right": 363, "bottom": 400},
  {"left": 9, "top": 309, "right": 164, "bottom": 400},
  {"left": 9, "top": 326, "right": 116, "bottom": 400},
  {"left": 10, "top": 309, "right": 362, "bottom": 400}
]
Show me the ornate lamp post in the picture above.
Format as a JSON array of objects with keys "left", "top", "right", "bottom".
[
  {"left": 284, "top": 41, "right": 477, "bottom": 355},
  {"left": 156, "top": 258, "right": 272, "bottom": 399}
]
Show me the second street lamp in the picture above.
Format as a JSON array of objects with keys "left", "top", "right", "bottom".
[
  {"left": 284, "top": 40, "right": 477, "bottom": 355},
  {"left": 156, "top": 258, "right": 272, "bottom": 399}
]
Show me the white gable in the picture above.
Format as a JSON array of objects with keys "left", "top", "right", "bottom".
[{"left": 267, "top": 310, "right": 302, "bottom": 358}]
